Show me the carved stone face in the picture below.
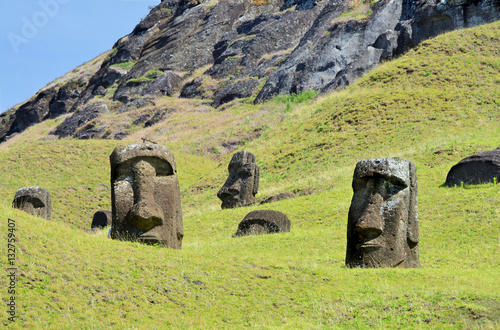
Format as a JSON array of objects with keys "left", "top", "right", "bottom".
[
  {"left": 12, "top": 186, "right": 51, "bottom": 220},
  {"left": 110, "top": 144, "right": 183, "bottom": 249},
  {"left": 217, "top": 151, "right": 259, "bottom": 209},
  {"left": 346, "top": 158, "right": 420, "bottom": 268}
]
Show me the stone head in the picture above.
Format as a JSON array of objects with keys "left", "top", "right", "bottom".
[
  {"left": 109, "top": 144, "right": 183, "bottom": 249},
  {"left": 346, "top": 158, "right": 420, "bottom": 268},
  {"left": 12, "top": 186, "right": 51, "bottom": 220},
  {"left": 217, "top": 151, "right": 259, "bottom": 209},
  {"left": 234, "top": 210, "right": 291, "bottom": 237},
  {"left": 91, "top": 210, "right": 112, "bottom": 229}
]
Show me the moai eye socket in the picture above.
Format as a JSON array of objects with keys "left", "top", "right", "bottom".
[
  {"left": 154, "top": 159, "right": 174, "bottom": 177},
  {"left": 26, "top": 197, "right": 45, "bottom": 209},
  {"left": 382, "top": 178, "right": 407, "bottom": 199},
  {"left": 237, "top": 166, "right": 253, "bottom": 179},
  {"left": 116, "top": 165, "right": 133, "bottom": 183},
  {"left": 353, "top": 177, "right": 368, "bottom": 192}
]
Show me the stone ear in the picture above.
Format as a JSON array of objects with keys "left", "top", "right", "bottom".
[
  {"left": 253, "top": 165, "right": 259, "bottom": 195},
  {"left": 407, "top": 161, "right": 419, "bottom": 246}
]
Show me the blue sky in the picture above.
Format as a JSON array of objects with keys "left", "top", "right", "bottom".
[{"left": 0, "top": 0, "right": 160, "bottom": 113}]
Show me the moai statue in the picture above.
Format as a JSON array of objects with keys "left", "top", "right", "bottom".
[
  {"left": 12, "top": 186, "right": 51, "bottom": 220},
  {"left": 234, "top": 210, "right": 291, "bottom": 237},
  {"left": 445, "top": 148, "right": 500, "bottom": 187},
  {"left": 217, "top": 151, "right": 259, "bottom": 209},
  {"left": 346, "top": 158, "right": 420, "bottom": 268},
  {"left": 91, "top": 210, "right": 112, "bottom": 229},
  {"left": 109, "top": 144, "right": 183, "bottom": 249}
]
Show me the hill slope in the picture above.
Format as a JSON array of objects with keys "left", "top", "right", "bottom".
[
  {"left": 1, "top": 22, "right": 499, "bottom": 328},
  {"left": 1, "top": 0, "right": 499, "bottom": 142}
]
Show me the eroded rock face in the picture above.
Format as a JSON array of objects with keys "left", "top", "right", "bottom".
[
  {"left": 4, "top": 0, "right": 499, "bottom": 140},
  {"left": 12, "top": 187, "right": 51, "bottom": 220},
  {"left": 110, "top": 144, "right": 183, "bottom": 248},
  {"left": 346, "top": 158, "right": 420, "bottom": 268},
  {"left": 91, "top": 210, "right": 113, "bottom": 229},
  {"left": 54, "top": 102, "right": 109, "bottom": 139},
  {"left": 234, "top": 210, "right": 291, "bottom": 237},
  {"left": 217, "top": 151, "right": 259, "bottom": 209},
  {"left": 445, "top": 148, "right": 500, "bottom": 186}
]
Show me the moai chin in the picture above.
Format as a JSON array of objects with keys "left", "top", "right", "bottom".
[
  {"left": 12, "top": 186, "right": 51, "bottom": 220},
  {"left": 109, "top": 144, "right": 183, "bottom": 249},
  {"left": 346, "top": 158, "right": 420, "bottom": 268},
  {"left": 217, "top": 151, "right": 259, "bottom": 209}
]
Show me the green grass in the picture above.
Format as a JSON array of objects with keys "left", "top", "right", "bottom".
[
  {"left": 1, "top": 22, "right": 499, "bottom": 328},
  {"left": 125, "top": 76, "right": 155, "bottom": 85},
  {"left": 109, "top": 61, "right": 136, "bottom": 71}
]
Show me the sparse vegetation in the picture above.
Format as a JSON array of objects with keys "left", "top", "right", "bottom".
[
  {"left": 125, "top": 76, "right": 155, "bottom": 85},
  {"left": 110, "top": 61, "right": 136, "bottom": 71},
  {"left": 0, "top": 22, "right": 499, "bottom": 328}
]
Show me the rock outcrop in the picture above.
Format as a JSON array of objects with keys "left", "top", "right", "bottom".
[{"left": 1, "top": 0, "right": 498, "bottom": 141}]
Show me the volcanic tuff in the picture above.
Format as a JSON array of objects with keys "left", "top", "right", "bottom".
[{"left": 1, "top": 0, "right": 499, "bottom": 141}]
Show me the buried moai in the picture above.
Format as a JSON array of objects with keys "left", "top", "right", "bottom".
[
  {"left": 217, "top": 151, "right": 259, "bottom": 209},
  {"left": 91, "top": 210, "right": 112, "bottom": 229},
  {"left": 445, "top": 148, "right": 500, "bottom": 187},
  {"left": 234, "top": 210, "right": 291, "bottom": 237},
  {"left": 346, "top": 158, "right": 420, "bottom": 268},
  {"left": 12, "top": 186, "right": 51, "bottom": 220},
  {"left": 109, "top": 144, "right": 183, "bottom": 249}
]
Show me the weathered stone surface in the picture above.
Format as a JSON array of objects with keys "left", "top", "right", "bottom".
[
  {"left": 260, "top": 191, "right": 296, "bottom": 204},
  {"left": 217, "top": 150, "right": 260, "bottom": 209},
  {"left": 118, "top": 97, "right": 154, "bottom": 114},
  {"left": 91, "top": 210, "right": 113, "bottom": 229},
  {"left": 346, "top": 158, "right": 420, "bottom": 268},
  {"left": 255, "top": 0, "right": 500, "bottom": 102},
  {"left": 110, "top": 143, "right": 183, "bottom": 248},
  {"left": 234, "top": 210, "right": 291, "bottom": 237},
  {"left": 114, "top": 72, "right": 182, "bottom": 103},
  {"left": 12, "top": 186, "right": 51, "bottom": 221},
  {"left": 3, "top": 0, "right": 499, "bottom": 140},
  {"left": 54, "top": 102, "right": 109, "bottom": 138},
  {"left": 211, "top": 78, "right": 260, "bottom": 108},
  {"left": 445, "top": 148, "right": 500, "bottom": 186}
]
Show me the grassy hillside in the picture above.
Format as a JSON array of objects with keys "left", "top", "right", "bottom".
[{"left": 1, "top": 22, "right": 499, "bottom": 328}]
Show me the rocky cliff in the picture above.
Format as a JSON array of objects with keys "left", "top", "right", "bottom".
[{"left": 1, "top": 0, "right": 498, "bottom": 141}]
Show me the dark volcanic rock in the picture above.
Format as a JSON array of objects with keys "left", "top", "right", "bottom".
[
  {"left": 445, "top": 149, "right": 500, "bottom": 186},
  {"left": 54, "top": 102, "right": 109, "bottom": 138},
  {"left": 234, "top": 210, "right": 291, "bottom": 237},
  {"left": 255, "top": 0, "right": 500, "bottom": 102},
  {"left": 3, "top": 0, "right": 498, "bottom": 141},
  {"left": 211, "top": 78, "right": 260, "bottom": 107},
  {"left": 114, "top": 72, "right": 182, "bottom": 103}
]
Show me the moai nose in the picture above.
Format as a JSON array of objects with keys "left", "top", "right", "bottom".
[
  {"left": 217, "top": 178, "right": 240, "bottom": 199},
  {"left": 128, "top": 161, "right": 164, "bottom": 232},
  {"left": 356, "top": 194, "right": 384, "bottom": 240}
]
